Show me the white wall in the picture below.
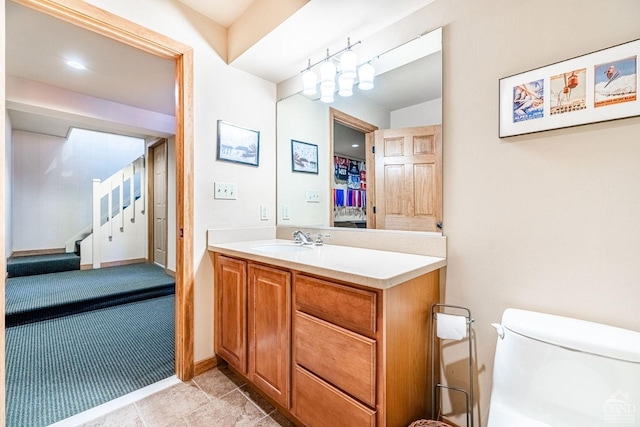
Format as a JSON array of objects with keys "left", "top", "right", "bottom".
[
  {"left": 11, "top": 129, "right": 143, "bottom": 251},
  {"left": 390, "top": 97, "right": 442, "bottom": 128},
  {"left": 4, "top": 111, "right": 12, "bottom": 257},
  {"left": 417, "top": 0, "right": 640, "bottom": 425},
  {"left": 82, "top": 0, "right": 277, "bottom": 362}
]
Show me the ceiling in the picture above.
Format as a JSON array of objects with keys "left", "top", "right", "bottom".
[{"left": 5, "top": 0, "right": 437, "bottom": 139}]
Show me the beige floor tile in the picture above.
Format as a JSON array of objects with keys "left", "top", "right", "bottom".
[
  {"left": 184, "top": 389, "right": 264, "bottom": 427},
  {"left": 192, "top": 365, "right": 245, "bottom": 399},
  {"left": 135, "top": 381, "right": 209, "bottom": 427},
  {"left": 237, "top": 384, "right": 276, "bottom": 415},
  {"left": 252, "top": 410, "right": 296, "bottom": 427},
  {"left": 78, "top": 404, "right": 144, "bottom": 427}
]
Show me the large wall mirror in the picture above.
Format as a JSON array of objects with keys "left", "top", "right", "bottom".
[{"left": 276, "top": 27, "right": 442, "bottom": 233}]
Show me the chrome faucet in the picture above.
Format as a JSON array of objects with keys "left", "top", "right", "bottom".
[{"left": 292, "top": 230, "right": 314, "bottom": 245}]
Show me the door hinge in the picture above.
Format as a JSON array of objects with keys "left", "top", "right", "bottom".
[
  {"left": 180, "top": 228, "right": 184, "bottom": 238},
  {"left": 372, "top": 146, "right": 376, "bottom": 154},
  {"left": 373, "top": 206, "right": 376, "bottom": 214}
]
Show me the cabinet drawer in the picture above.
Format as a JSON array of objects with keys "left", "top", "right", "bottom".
[
  {"left": 295, "top": 311, "right": 376, "bottom": 407},
  {"left": 295, "top": 274, "right": 377, "bottom": 336},
  {"left": 293, "top": 365, "right": 376, "bottom": 427}
]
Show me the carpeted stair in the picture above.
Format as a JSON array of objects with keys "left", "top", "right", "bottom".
[
  {"left": 6, "top": 263, "right": 175, "bottom": 327},
  {"left": 7, "top": 252, "right": 81, "bottom": 278}
]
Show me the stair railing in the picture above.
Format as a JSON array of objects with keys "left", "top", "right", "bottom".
[{"left": 91, "top": 155, "right": 145, "bottom": 268}]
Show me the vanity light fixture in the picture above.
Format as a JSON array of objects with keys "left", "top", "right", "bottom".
[{"left": 300, "top": 37, "right": 372, "bottom": 103}]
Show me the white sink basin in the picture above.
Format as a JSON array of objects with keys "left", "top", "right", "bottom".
[{"left": 251, "top": 243, "right": 313, "bottom": 253}]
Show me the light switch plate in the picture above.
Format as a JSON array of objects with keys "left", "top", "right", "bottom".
[
  {"left": 260, "top": 204, "right": 269, "bottom": 220},
  {"left": 306, "top": 189, "right": 320, "bottom": 203},
  {"left": 282, "top": 205, "right": 291, "bottom": 220},
  {"left": 214, "top": 182, "right": 237, "bottom": 200}
]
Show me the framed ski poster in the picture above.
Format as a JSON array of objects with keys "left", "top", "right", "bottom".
[{"left": 499, "top": 38, "right": 639, "bottom": 138}]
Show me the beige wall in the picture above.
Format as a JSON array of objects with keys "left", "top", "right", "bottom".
[{"left": 426, "top": 0, "right": 640, "bottom": 424}]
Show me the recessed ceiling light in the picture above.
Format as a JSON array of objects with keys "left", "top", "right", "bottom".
[
  {"left": 65, "top": 60, "right": 87, "bottom": 70},
  {"left": 351, "top": 144, "right": 359, "bottom": 148}
]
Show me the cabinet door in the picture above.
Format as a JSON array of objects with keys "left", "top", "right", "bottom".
[
  {"left": 248, "top": 264, "right": 291, "bottom": 408},
  {"left": 214, "top": 254, "right": 247, "bottom": 374}
]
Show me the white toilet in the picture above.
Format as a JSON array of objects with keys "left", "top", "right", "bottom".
[{"left": 488, "top": 308, "right": 640, "bottom": 427}]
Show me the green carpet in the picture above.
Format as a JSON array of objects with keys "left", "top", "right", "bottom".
[
  {"left": 6, "top": 295, "right": 175, "bottom": 427},
  {"left": 7, "top": 253, "right": 80, "bottom": 278},
  {"left": 6, "top": 263, "right": 175, "bottom": 326}
]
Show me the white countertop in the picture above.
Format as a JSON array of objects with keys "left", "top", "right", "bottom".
[{"left": 208, "top": 239, "right": 446, "bottom": 289}]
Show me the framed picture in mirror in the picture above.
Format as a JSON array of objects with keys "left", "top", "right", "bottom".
[
  {"left": 291, "top": 140, "right": 318, "bottom": 173},
  {"left": 216, "top": 120, "right": 260, "bottom": 166}
]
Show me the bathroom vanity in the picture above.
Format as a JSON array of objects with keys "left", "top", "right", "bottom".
[{"left": 209, "top": 238, "right": 445, "bottom": 427}]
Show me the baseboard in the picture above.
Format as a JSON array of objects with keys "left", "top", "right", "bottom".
[
  {"left": 194, "top": 356, "right": 219, "bottom": 376},
  {"left": 165, "top": 269, "right": 176, "bottom": 278},
  {"left": 11, "top": 248, "right": 65, "bottom": 257},
  {"left": 102, "top": 258, "right": 148, "bottom": 268},
  {"left": 81, "top": 258, "right": 148, "bottom": 270}
]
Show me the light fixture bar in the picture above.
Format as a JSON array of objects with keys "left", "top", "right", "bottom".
[{"left": 300, "top": 39, "right": 362, "bottom": 74}]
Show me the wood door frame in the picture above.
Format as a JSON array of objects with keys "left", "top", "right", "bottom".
[
  {"left": 328, "top": 108, "right": 378, "bottom": 227},
  {"left": 11, "top": 0, "right": 195, "bottom": 381},
  {"left": 148, "top": 138, "right": 169, "bottom": 269}
]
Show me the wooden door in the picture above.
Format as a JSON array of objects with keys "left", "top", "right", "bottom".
[
  {"left": 153, "top": 140, "right": 168, "bottom": 267},
  {"left": 214, "top": 255, "right": 248, "bottom": 374},
  {"left": 248, "top": 264, "right": 291, "bottom": 408},
  {"left": 373, "top": 125, "right": 442, "bottom": 231}
]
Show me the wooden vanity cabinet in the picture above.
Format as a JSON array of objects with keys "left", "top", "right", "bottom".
[
  {"left": 213, "top": 254, "right": 291, "bottom": 408},
  {"left": 213, "top": 255, "right": 247, "bottom": 374},
  {"left": 213, "top": 252, "right": 440, "bottom": 427},
  {"left": 247, "top": 263, "right": 291, "bottom": 408}
]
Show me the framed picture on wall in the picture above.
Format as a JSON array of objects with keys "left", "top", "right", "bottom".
[
  {"left": 291, "top": 140, "right": 318, "bottom": 173},
  {"left": 499, "top": 38, "right": 640, "bottom": 138},
  {"left": 216, "top": 120, "right": 260, "bottom": 166}
]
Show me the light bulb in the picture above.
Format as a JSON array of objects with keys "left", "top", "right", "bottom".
[
  {"left": 340, "top": 49, "right": 358, "bottom": 80},
  {"left": 358, "top": 62, "right": 375, "bottom": 90},
  {"left": 320, "top": 60, "right": 337, "bottom": 88},
  {"left": 338, "top": 74, "right": 353, "bottom": 97},
  {"left": 320, "top": 81, "right": 335, "bottom": 103},
  {"left": 302, "top": 69, "right": 317, "bottom": 95}
]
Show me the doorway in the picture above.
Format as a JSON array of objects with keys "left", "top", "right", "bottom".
[
  {"left": 7, "top": 0, "right": 194, "bottom": 385},
  {"left": 329, "top": 108, "right": 378, "bottom": 228},
  {"left": 150, "top": 139, "right": 169, "bottom": 269}
]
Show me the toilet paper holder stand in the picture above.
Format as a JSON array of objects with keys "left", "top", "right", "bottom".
[{"left": 430, "top": 303, "right": 475, "bottom": 427}]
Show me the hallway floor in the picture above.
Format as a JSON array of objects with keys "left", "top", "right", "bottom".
[{"left": 75, "top": 365, "right": 293, "bottom": 427}]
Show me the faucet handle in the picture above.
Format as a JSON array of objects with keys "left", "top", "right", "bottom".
[
  {"left": 315, "top": 233, "right": 330, "bottom": 246},
  {"left": 292, "top": 231, "right": 302, "bottom": 243}
]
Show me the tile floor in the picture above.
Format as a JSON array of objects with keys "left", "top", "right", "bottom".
[{"left": 76, "top": 365, "right": 294, "bottom": 427}]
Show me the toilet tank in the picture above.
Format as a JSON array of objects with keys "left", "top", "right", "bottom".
[{"left": 487, "top": 308, "right": 640, "bottom": 427}]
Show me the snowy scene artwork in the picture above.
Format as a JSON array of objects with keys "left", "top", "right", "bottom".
[
  {"left": 499, "top": 38, "right": 639, "bottom": 137},
  {"left": 217, "top": 120, "right": 260, "bottom": 166}
]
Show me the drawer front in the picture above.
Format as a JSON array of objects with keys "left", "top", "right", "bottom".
[
  {"left": 293, "top": 365, "right": 376, "bottom": 427},
  {"left": 295, "top": 312, "right": 376, "bottom": 407},
  {"left": 295, "top": 274, "right": 377, "bottom": 336}
]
